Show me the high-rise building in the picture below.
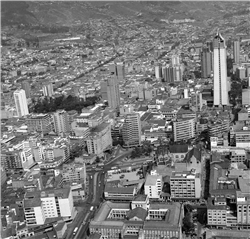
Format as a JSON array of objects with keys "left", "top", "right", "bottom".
[
  {"left": 42, "top": 83, "right": 54, "bottom": 97},
  {"left": 155, "top": 64, "right": 162, "bottom": 79},
  {"left": 201, "top": 47, "right": 213, "bottom": 78},
  {"left": 162, "top": 65, "right": 175, "bottom": 83},
  {"left": 53, "top": 110, "right": 70, "bottom": 134},
  {"left": 122, "top": 113, "right": 141, "bottom": 148},
  {"left": 172, "top": 54, "right": 180, "bottom": 66},
  {"left": 106, "top": 76, "right": 120, "bottom": 109},
  {"left": 86, "top": 122, "right": 112, "bottom": 155},
  {"left": 109, "top": 62, "right": 125, "bottom": 82},
  {"left": 21, "top": 81, "right": 31, "bottom": 98},
  {"left": 100, "top": 81, "right": 108, "bottom": 101},
  {"left": 14, "top": 89, "right": 29, "bottom": 117},
  {"left": 213, "top": 31, "right": 229, "bottom": 107},
  {"left": 233, "top": 40, "right": 240, "bottom": 64},
  {"left": 173, "top": 118, "right": 196, "bottom": 142}
]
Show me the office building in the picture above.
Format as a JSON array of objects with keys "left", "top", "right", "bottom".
[
  {"left": 201, "top": 47, "right": 213, "bottom": 78},
  {"left": 14, "top": 89, "right": 29, "bottom": 117},
  {"left": 170, "top": 169, "right": 202, "bottom": 201},
  {"left": 62, "top": 163, "right": 86, "bottom": 185},
  {"left": 89, "top": 200, "right": 183, "bottom": 239},
  {"left": 21, "top": 81, "right": 31, "bottom": 98},
  {"left": 109, "top": 62, "right": 125, "bottom": 82},
  {"left": 235, "top": 128, "right": 250, "bottom": 148},
  {"left": 173, "top": 118, "right": 196, "bottom": 142},
  {"left": 105, "top": 76, "right": 120, "bottom": 110},
  {"left": 42, "top": 83, "right": 54, "bottom": 97},
  {"left": 86, "top": 122, "right": 112, "bottom": 156},
  {"left": 144, "top": 175, "right": 163, "bottom": 199},
  {"left": 23, "top": 188, "right": 74, "bottom": 226},
  {"left": 233, "top": 40, "right": 240, "bottom": 64},
  {"left": 213, "top": 31, "right": 229, "bottom": 107},
  {"left": 53, "top": 110, "right": 70, "bottom": 134},
  {"left": 26, "top": 113, "right": 53, "bottom": 134},
  {"left": 122, "top": 113, "right": 141, "bottom": 148}
]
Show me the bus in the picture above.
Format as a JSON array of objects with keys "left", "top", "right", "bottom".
[{"left": 73, "top": 227, "right": 78, "bottom": 236}]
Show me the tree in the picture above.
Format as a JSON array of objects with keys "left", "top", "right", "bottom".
[{"left": 182, "top": 212, "right": 195, "bottom": 234}]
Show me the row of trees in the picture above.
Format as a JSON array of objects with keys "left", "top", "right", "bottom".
[{"left": 32, "top": 95, "right": 99, "bottom": 113}]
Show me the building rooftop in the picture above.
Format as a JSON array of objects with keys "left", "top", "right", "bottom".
[
  {"left": 126, "top": 207, "right": 147, "bottom": 221},
  {"left": 183, "top": 147, "right": 201, "bottom": 163},
  {"left": 133, "top": 194, "right": 147, "bottom": 202},
  {"left": 169, "top": 144, "right": 188, "bottom": 154},
  {"left": 145, "top": 174, "right": 162, "bottom": 186}
]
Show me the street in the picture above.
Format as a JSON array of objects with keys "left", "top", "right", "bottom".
[{"left": 67, "top": 148, "right": 133, "bottom": 239}]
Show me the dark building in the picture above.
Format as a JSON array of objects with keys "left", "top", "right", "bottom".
[
  {"left": 21, "top": 81, "right": 31, "bottom": 98},
  {"left": 201, "top": 47, "right": 213, "bottom": 78}
]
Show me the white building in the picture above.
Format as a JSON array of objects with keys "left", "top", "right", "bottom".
[
  {"left": 213, "top": 31, "right": 229, "bottom": 107},
  {"left": 173, "top": 118, "right": 196, "bottom": 142},
  {"left": 14, "top": 89, "right": 29, "bottom": 117},
  {"left": 23, "top": 188, "right": 74, "bottom": 226},
  {"left": 144, "top": 175, "right": 163, "bottom": 199},
  {"left": 86, "top": 122, "right": 112, "bottom": 156}
]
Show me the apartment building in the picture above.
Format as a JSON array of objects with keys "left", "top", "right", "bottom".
[
  {"left": 144, "top": 175, "right": 163, "bottom": 200},
  {"left": 23, "top": 188, "right": 74, "bottom": 226},
  {"left": 42, "top": 83, "right": 54, "bottom": 97},
  {"left": 86, "top": 122, "right": 112, "bottom": 156},
  {"left": 170, "top": 169, "right": 201, "bottom": 201},
  {"left": 173, "top": 117, "right": 196, "bottom": 142}
]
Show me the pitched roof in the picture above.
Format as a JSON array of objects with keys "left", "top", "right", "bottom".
[
  {"left": 169, "top": 144, "right": 188, "bottom": 154},
  {"left": 126, "top": 207, "right": 147, "bottom": 221},
  {"left": 183, "top": 148, "right": 201, "bottom": 163}
]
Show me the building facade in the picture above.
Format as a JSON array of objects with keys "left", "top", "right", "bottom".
[{"left": 53, "top": 110, "right": 70, "bottom": 134}]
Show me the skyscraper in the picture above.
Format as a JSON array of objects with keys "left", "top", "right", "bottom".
[
  {"left": 233, "top": 39, "right": 240, "bottom": 64},
  {"left": 53, "top": 110, "right": 70, "bottom": 134},
  {"left": 42, "top": 83, "right": 54, "bottom": 97},
  {"left": 106, "top": 76, "right": 120, "bottom": 110},
  {"left": 201, "top": 47, "right": 213, "bottom": 78},
  {"left": 122, "top": 113, "right": 141, "bottom": 148},
  {"left": 213, "top": 31, "right": 229, "bottom": 107},
  {"left": 21, "top": 81, "right": 31, "bottom": 98},
  {"left": 14, "top": 89, "right": 29, "bottom": 117},
  {"left": 109, "top": 62, "right": 125, "bottom": 82},
  {"left": 172, "top": 54, "right": 180, "bottom": 66}
]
